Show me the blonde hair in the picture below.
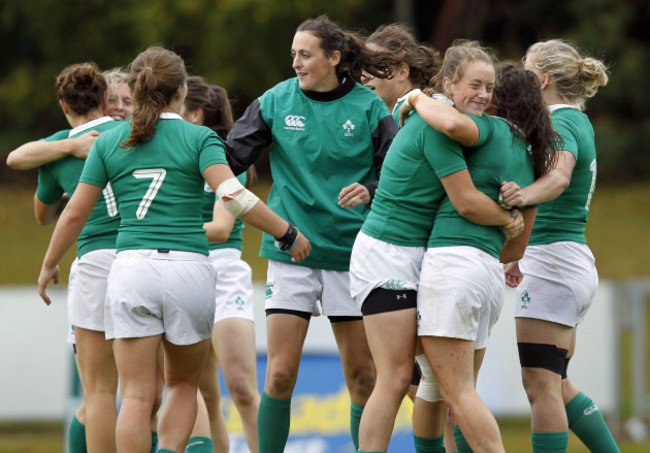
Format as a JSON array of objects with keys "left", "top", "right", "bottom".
[
  {"left": 525, "top": 39, "right": 609, "bottom": 110},
  {"left": 429, "top": 40, "right": 494, "bottom": 93},
  {"left": 103, "top": 67, "right": 129, "bottom": 87}
]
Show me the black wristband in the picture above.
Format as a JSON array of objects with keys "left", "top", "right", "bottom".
[{"left": 274, "top": 223, "right": 299, "bottom": 251}]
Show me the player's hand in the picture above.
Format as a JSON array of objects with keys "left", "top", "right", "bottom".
[
  {"left": 38, "top": 264, "right": 60, "bottom": 305},
  {"left": 339, "top": 183, "right": 370, "bottom": 208},
  {"left": 288, "top": 233, "right": 311, "bottom": 263},
  {"left": 500, "top": 181, "right": 526, "bottom": 208},
  {"left": 70, "top": 130, "right": 100, "bottom": 159},
  {"left": 504, "top": 261, "right": 523, "bottom": 288},
  {"left": 500, "top": 209, "right": 523, "bottom": 240}
]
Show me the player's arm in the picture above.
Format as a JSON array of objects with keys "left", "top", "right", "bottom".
[
  {"left": 34, "top": 192, "right": 69, "bottom": 226},
  {"left": 499, "top": 207, "right": 537, "bottom": 263},
  {"left": 204, "top": 200, "right": 236, "bottom": 243},
  {"left": 38, "top": 182, "right": 103, "bottom": 305},
  {"left": 440, "top": 169, "right": 523, "bottom": 239},
  {"left": 500, "top": 151, "right": 575, "bottom": 207},
  {"left": 7, "top": 131, "right": 100, "bottom": 170},
  {"left": 224, "top": 100, "right": 272, "bottom": 175},
  {"left": 203, "top": 163, "right": 311, "bottom": 263},
  {"left": 407, "top": 91, "right": 479, "bottom": 146}
]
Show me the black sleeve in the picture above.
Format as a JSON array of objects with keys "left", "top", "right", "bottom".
[
  {"left": 224, "top": 99, "right": 273, "bottom": 175},
  {"left": 363, "top": 115, "right": 398, "bottom": 202}
]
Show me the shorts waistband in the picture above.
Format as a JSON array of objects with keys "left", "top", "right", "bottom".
[{"left": 117, "top": 249, "right": 208, "bottom": 261}]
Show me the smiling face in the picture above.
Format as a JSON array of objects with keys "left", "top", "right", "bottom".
[
  {"left": 444, "top": 61, "right": 495, "bottom": 116},
  {"left": 291, "top": 31, "right": 340, "bottom": 92},
  {"left": 105, "top": 82, "right": 133, "bottom": 120}
]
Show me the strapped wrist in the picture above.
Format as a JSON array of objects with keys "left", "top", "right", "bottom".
[{"left": 274, "top": 223, "right": 300, "bottom": 251}]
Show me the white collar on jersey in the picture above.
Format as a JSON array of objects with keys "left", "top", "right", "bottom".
[
  {"left": 160, "top": 112, "right": 183, "bottom": 120},
  {"left": 548, "top": 104, "right": 580, "bottom": 113},
  {"left": 68, "top": 116, "right": 114, "bottom": 137}
]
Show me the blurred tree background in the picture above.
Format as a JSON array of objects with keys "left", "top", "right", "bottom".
[{"left": 1, "top": 0, "right": 648, "bottom": 183}]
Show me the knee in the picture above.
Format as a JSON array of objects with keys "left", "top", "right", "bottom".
[
  {"left": 267, "top": 367, "right": 298, "bottom": 396},
  {"left": 227, "top": 379, "right": 257, "bottom": 408},
  {"left": 348, "top": 366, "right": 376, "bottom": 400},
  {"left": 521, "top": 370, "right": 561, "bottom": 406}
]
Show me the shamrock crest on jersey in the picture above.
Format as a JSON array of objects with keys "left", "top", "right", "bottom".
[
  {"left": 342, "top": 119, "right": 355, "bottom": 137},
  {"left": 520, "top": 291, "right": 531, "bottom": 309}
]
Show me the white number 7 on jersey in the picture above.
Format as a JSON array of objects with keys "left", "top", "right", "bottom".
[{"left": 133, "top": 168, "right": 167, "bottom": 219}]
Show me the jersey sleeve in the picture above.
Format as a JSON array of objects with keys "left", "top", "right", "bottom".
[
  {"left": 421, "top": 127, "right": 467, "bottom": 179},
  {"left": 224, "top": 99, "right": 273, "bottom": 175},
  {"left": 551, "top": 115, "right": 580, "bottom": 159},
  {"left": 467, "top": 114, "right": 493, "bottom": 147},
  {"left": 199, "top": 129, "right": 229, "bottom": 173},
  {"left": 36, "top": 165, "right": 64, "bottom": 204},
  {"left": 79, "top": 136, "right": 109, "bottom": 189},
  {"left": 365, "top": 114, "right": 399, "bottom": 198}
]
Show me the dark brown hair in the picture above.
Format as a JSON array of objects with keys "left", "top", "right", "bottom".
[
  {"left": 296, "top": 15, "right": 400, "bottom": 82},
  {"left": 183, "top": 76, "right": 257, "bottom": 185},
  {"left": 367, "top": 23, "right": 440, "bottom": 89},
  {"left": 122, "top": 46, "right": 187, "bottom": 148},
  {"left": 56, "top": 62, "right": 107, "bottom": 116},
  {"left": 492, "top": 62, "right": 561, "bottom": 179}
]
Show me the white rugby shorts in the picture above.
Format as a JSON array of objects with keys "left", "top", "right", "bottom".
[
  {"left": 349, "top": 231, "right": 424, "bottom": 311},
  {"left": 105, "top": 249, "right": 216, "bottom": 345},
  {"left": 515, "top": 241, "right": 597, "bottom": 327},
  {"left": 209, "top": 248, "right": 254, "bottom": 324},
  {"left": 265, "top": 260, "right": 360, "bottom": 317},
  {"left": 417, "top": 246, "right": 505, "bottom": 349}
]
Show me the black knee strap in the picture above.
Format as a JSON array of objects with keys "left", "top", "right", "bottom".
[
  {"left": 265, "top": 308, "right": 311, "bottom": 320},
  {"left": 411, "top": 361, "right": 422, "bottom": 386},
  {"left": 361, "top": 288, "right": 417, "bottom": 316},
  {"left": 561, "top": 357, "right": 571, "bottom": 379},
  {"left": 518, "top": 342, "right": 568, "bottom": 375}
]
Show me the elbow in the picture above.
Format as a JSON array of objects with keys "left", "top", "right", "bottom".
[
  {"left": 6, "top": 153, "right": 23, "bottom": 170},
  {"left": 454, "top": 200, "right": 478, "bottom": 219}
]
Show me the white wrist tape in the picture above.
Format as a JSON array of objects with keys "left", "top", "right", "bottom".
[
  {"left": 403, "top": 88, "right": 422, "bottom": 108},
  {"left": 415, "top": 354, "right": 443, "bottom": 403},
  {"left": 216, "top": 177, "right": 259, "bottom": 218}
]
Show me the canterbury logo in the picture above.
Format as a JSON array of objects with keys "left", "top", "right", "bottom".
[
  {"left": 583, "top": 404, "right": 599, "bottom": 416},
  {"left": 396, "top": 294, "right": 408, "bottom": 300},
  {"left": 284, "top": 115, "right": 306, "bottom": 129}
]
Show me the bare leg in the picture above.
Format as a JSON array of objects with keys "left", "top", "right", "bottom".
[
  {"left": 357, "top": 309, "right": 415, "bottom": 451},
  {"left": 422, "top": 336, "right": 505, "bottom": 453},
  {"left": 158, "top": 338, "right": 211, "bottom": 452},
  {"left": 114, "top": 335, "right": 163, "bottom": 453},
  {"left": 214, "top": 318, "right": 260, "bottom": 452},
  {"left": 195, "top": 342, "right": 229, "bottom": 452},
  {"left": 75, "top": 327, "right": 118, "bottom": 453},
  {"left": 516, "top": 318, "right": 573, "bottom": 433}
]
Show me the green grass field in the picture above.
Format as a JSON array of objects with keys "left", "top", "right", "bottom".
[{"left": 1, "top": 181, "right": 649, "bottom": 451}]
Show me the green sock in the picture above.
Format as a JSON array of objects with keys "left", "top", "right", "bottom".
[
  {"left": 413, "top": 434, "right": 446, "bottom": 453},
  {"left": 68, "top": 415, "right": 87, "bottom": 453},
  {"left": 566, "top": 392, "right": 620, "bottom": 452},
  {"left": 258, "top": 392, "right": 291, "bottom": 453},
  {"left": 150, "top": 431, "right": 158, "bottom": 453},
  {"left": 186, "top": 436, "right": 213, "bottom": 452},
  {"left": 357, "top": 450, "right": 385, "bottom": 453},
  {"left": 531, "top": 431, "right": 569, "bottom": 452},
  {"left": 350, "top": 402, "right": 364, "bottom": 451},
  {"left": 454, "top": 425, "right": 473, "bottom": 453},
  {"left": 157, "top": 449, "right": 176, "bottom": 453}
]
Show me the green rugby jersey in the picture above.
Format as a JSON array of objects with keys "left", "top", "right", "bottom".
[
  {"left": 80, "top": 113, "right": 228, "bottom": 255},
  {"left": 429, "top": 114, "right": 535, "bottom": 258},
  {"left": 361, "top": 112, "right": 467, "bottom": 246},
  {"left": 36, "top": 117, "right": 120, "bottom": 257},
  {"left": 203, "top": 171, "right": 247, "bottom": 251},
  {"left": 225, "top": 76, "right": 397, "bottom": 271},
  {"left": 529, "top": 106, "right": 596, "bottom": 245}
]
